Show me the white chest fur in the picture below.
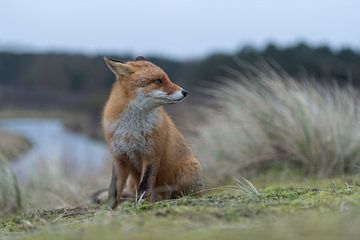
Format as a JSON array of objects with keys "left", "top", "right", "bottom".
[{"left": 105, "top": 103, "right": 160, "bottom": 167}]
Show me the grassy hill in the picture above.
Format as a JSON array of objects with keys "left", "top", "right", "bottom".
[{"left": 1, "top": 176, "right": 359, "bottom": 240}]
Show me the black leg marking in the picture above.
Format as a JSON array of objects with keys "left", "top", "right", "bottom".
[
  {"left": 108, "top": 166, "right": 118, "bottom": 209},
  {"left": 137, "top": 165, "right": 152, "bottom": 203}
]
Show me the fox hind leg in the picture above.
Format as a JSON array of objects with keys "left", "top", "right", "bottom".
[{"left": 108, "top": 165, "right": 118, "bottom": 209}]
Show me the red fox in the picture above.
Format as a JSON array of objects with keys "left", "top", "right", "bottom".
[{"left": 103, "top": 56, "right": 203, "bottom": 209}]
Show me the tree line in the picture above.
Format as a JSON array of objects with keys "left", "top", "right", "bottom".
[{"left": 0, "top": 42, "right": 359, "bottom": 112}]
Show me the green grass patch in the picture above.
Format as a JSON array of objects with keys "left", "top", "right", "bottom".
[{"left": 0, "top": 176, "right": 359, "bottom": 239}]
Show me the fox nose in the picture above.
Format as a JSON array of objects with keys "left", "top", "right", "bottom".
[{"left": 181, "top": 89, "right": 188, "bottom": 97}]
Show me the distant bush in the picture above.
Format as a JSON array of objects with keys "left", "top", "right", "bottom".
[{"left": 194, "top": 64, "right": 360, "bottom": 182}]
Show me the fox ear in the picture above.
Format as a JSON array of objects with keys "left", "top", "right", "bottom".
[
  {"left": 135, "top": 56, "right": 148, "bottom": 61},
  {"left": 104, "top": 57, "right": 134, "bottom": 77}
]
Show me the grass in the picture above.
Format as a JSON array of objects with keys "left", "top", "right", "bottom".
[
  {"left": 0, "top": 176, "right": 359, "bottom": 239},
  {"left": 0, "top": 130, "right": 31, "bottom": 214},
  {"left": 14, "top": 157, "right": 110, "bottom": 211},
  {"left": 193, "top": 64, "right": 360, "bottom": 183},
  {"left": 233, "top": 177, "right": 261, "bottom": 201},
  {"left": 0, "top": 156, "right": 22, "bottom": 215}
]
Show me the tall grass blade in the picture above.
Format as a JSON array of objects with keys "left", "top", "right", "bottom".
[{"left": 233, "top": 177, "right": 261, "bottom": 201}]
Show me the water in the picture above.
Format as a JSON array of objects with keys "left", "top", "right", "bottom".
[{"left": 0, "top": 118, "right": 110, "bottom": 182}]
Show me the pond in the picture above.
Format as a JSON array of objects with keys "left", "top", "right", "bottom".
[{"left": 0, "top": 118, "right": 110, "bottom": 183}]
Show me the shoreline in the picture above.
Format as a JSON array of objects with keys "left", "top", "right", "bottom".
[{"left": 0, "top": 130, "right": 32, "bottom": 162}]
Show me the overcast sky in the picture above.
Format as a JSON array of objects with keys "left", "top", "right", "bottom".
[{"left": 0, "top": 0, "right": 359, "bottom": 59}]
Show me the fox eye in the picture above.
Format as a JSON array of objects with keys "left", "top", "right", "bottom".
[{"left": 153, "top": 79, "right": 163, "bottom": 84}]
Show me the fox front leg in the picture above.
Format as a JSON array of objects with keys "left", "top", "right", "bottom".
[
  {"left": 109, "top": 160, "right": 130, "bottom": 209},
  {"left": 136, "top": 163, "right": 159, "bottom": 204}
]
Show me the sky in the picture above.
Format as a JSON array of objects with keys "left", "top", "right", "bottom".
[{"left": 0, "top": 0, "right": 359, "bottom": 59}]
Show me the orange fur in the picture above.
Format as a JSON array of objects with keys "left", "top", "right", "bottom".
[{"left": 102, "top": 57, "right": 203, "bottom": 208}]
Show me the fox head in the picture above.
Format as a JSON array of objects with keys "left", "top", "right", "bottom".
[{"left": 104, "top": 56, "right": 187, "bottom": 109}]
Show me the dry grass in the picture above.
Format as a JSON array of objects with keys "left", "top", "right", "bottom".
[
  {"left": 0, "top": 153, "right": 111, "bottom": 212},
  {"left": 0, "top": 128, "right": 110, "bottom": 212},
  {"left": 193, "top": 64, "right": 360, "bottom": 183},
  {"left": 18, "top": 155, "right": 111, "bottom": 210},
  {"left": 0, "top": 131, "right": 31, "bottom": 213},
  {"left": 233, "top": 177, "right": 261, "bottom": 201},
  {"left": 0, "top": 155, "right": 22, "bottom": 214}
]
